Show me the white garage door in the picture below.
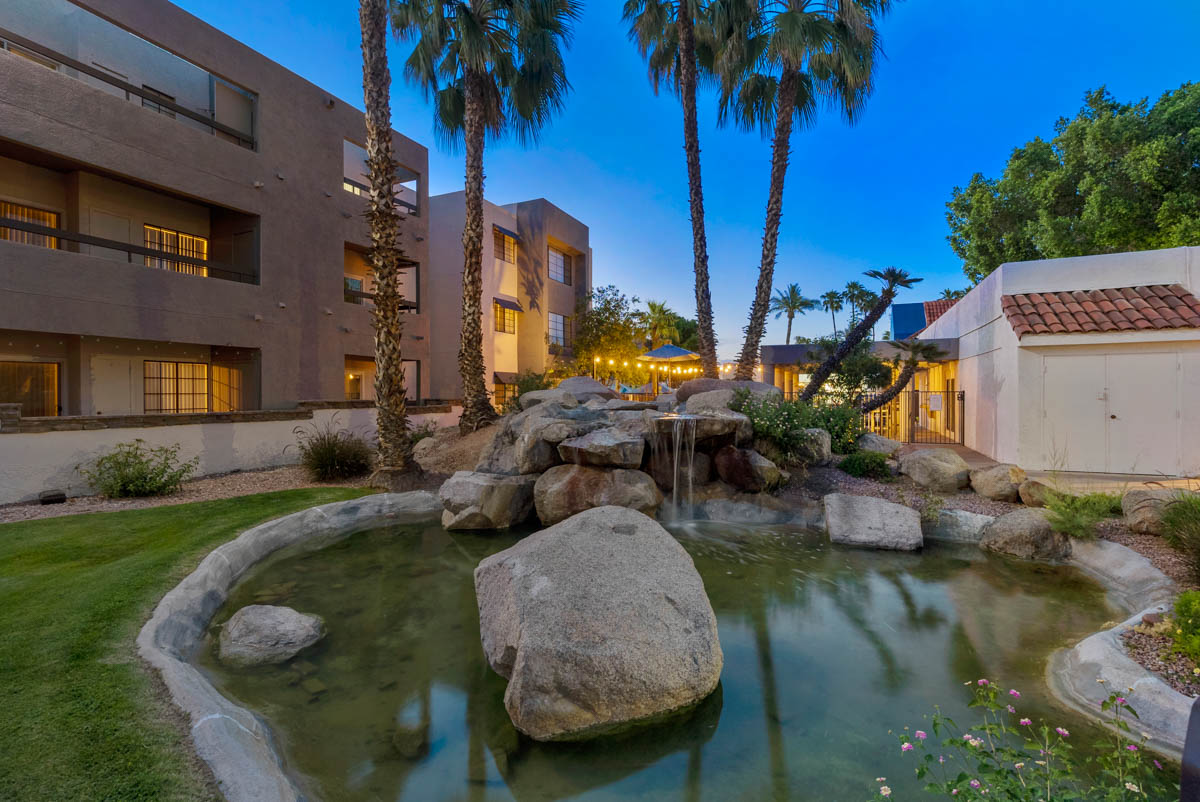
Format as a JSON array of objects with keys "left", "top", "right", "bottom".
[{"left": 1041, "top": 352, "right": 1180, "bottom": 475}]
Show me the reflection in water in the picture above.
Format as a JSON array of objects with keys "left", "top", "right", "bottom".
[{"left": 199, "top": 522, "right": 1125, "bottom": 801}]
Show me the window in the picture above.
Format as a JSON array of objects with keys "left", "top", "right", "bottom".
[
  {"left": 344, "top": 276, "right": 367, "bottom": 305},
  {"left": 548, "top": 312, "right": 570, "bottom": 347},
  {"left": 494, "top": 383, "right": 515, "bottom": 408},
  {"left": 494, "top": 302, "right": 517, "bottom": 334},
  {"left": 144, "top": 361, "right": 208, "bottom": 413},
  {"left": 549, "top": 246, "right": 571, "bottom": 284},
  {"left": 144, "top": 225, "right": 208, "bottom": 276},
  {"left": 1, "top": 39, "right": 60, "bottom": 71},
  {"left": 493, "top": 230, "right": 516, "bottom": 264},
  {"left": 141, "top": 85, "right": 177, "bottom": 119},
  {"left": 212, "top": 365, "right": 244, "bottom": 412},
  {"left": 0, "top": 362, "right": 58, "bottom": 416},
  {"left": 345, "top": 372, "right": 363, "bottom": 401},
  {"left": 0, "top": 201, "right": 59, "bottom": 249}
]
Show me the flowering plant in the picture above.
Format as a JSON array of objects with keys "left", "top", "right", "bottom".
[{"left": 869, "top": 679, "right": 1174, "bottom": 800}]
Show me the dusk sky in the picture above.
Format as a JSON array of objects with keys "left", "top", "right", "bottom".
[{"left": 176, "top": 0, "right": 1200, "bottom": 358}]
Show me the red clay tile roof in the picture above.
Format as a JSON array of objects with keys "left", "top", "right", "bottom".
[
  {"left": 922, "top": 299, "right": 958, "bottom": 326},
  {"left": 1001, "top": 284, "right": 1200, "bottom": 339}
]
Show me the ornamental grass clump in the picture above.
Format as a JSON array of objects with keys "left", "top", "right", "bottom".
[
  {"left": 294, "top": 419, "right": 373, "bottom": 481},
  {"left": 873, "top": 678, "right": 1172, "bottom": 800},
  {"left": 1162, "top": 493, "right": 1200, "bottom": 582},
  {"left": 1172, "top": 590, "right": 1200, "bottom": 663},
  {"left": 79, "top": 439, "right": 198, "bottom": 498}
]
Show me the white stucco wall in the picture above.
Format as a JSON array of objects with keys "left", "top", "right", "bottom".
[{"left": 0, "top": 405, "right": 461, "bottom": 504}]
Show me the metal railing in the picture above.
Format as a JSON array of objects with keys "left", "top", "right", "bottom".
[
  {"left": 0, "top": 217, "right": 256, "bottom": 284},
  {"left": 341, "top": 178, "right": 419, "bottom": 216},
  {"left": 620, "top": 393, "right": 656, "bottom": 402},
  {"left": 861, "top": 390, "right": 965, "bottom": 445},
  {"left": 0, "top": 27, "right": 255, "bottom": 149},
  {"left": 343, "top": 286, "right": 418, "bottom": 311}
]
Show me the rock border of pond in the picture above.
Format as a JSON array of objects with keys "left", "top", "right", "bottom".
[{"left": 136, "top": 491, "right": 443, "bottom": 802}]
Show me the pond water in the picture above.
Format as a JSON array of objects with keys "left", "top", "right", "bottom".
[{"left": 198, "top": 522, "right": 1126, "bottom": 801}]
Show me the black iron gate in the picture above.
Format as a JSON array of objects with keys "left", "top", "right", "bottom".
[{"left": 861, "top": 390, "right": 965, "bottom": 445}]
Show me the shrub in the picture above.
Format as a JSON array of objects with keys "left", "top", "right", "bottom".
[
  {"left": 1163, "top": 493, "right": 1200, "bottom": 581},
  {"left": 79, "top": 439, "right": 197, "bottom": 498},
  {"left": 838, "top": 450, "right": 891, "bottom": 480},
  {"left": 294, "top": 420, "right": 373, "bottom": 481},
  {"left": 1173, "top": 590, "right": 1200, "bottom": 662},
  {"left": 501, "top": 371, "right": 554, "bottom": 415},
  {"left": 875, "top": 679, "right": 1171, "bottom": 800},
  {"left": 733, "top": 390, "right": 865, "bottom": 458},
  {"left": 1043, "top": 491, "right": 1115, "bottom": 540}
]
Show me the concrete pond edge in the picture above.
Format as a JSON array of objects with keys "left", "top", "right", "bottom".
[{"left": 136, "top": 491, "right": 443, "bottom": 802}]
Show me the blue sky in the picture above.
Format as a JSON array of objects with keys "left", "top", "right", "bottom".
[{"left": 176, "top": 0, "right": 1200, "bottom": 358}]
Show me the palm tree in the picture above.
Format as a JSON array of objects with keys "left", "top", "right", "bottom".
[
  {"left": 768, "top": 283, "right": 815, "bottom": 344},
  {"left": 625, "top": 0, "right": 719, "bottom": 378},
  {"left": 645, "top": 300, "right": 682, "bottom": 348},
  {"left": 843, "top": 280, "right": 868, "bottom": 324},
  {"left": 360, "top": 0, "right": 414, "bottom": 482},
  {"left": 719, "top": 0, "right": 892, "bottom": 379},
  {"left": 800, "top": 267, "right": 921, "bottom": 402},
  {"left": 860, "top": 339, "right": 945, "bottom": 413},
  {"left": 940, "top": 287, "right": 967, "bottom": 301},
  {"left": 393, "top": 0, "right": 581, "bottom": 432},
  {"left": 819, "top": 290, "right": 843, "bottom": 334}
]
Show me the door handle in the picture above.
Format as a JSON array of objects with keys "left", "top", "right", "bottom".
[{"left": 1110, "top": 414, "right": 1117, "bottom": 420}]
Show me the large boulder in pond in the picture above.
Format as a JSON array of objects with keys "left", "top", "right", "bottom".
[
  {"left": 856, "top": 432, "right": 902, "bottom": 457},
  {"left": 713, "top": 446, "right": 785, "bottom": 493},
  {"left": 557, "top": 427, "right": 645, "bottom": 469},
  {"left": 440, "top": 471, "right": 537, "bottom": 530},
  {"left": 474, "top": 506, "right": 723, "bottom": 741},
  {"left": 980, "top": 508, "right": 1071, "bottom": 561},
  {"left": 675, "top": 378, "right": 780, "bottom": 403},
  {"left": 899, "top": 448, "right": 971, "bottom": 492},
  {"left": 969, "top": 464, "right": 1026, "bottom": 502},
  {"left": 822, "top": 493, "right": 923, "bottom": 551},
  {"left": 1122, "top": 489, "right": 1198, "bottom": 536},
  {"left": 556, "top": 376, "right": 619, "bottom": 401},
  {"left": 218, "top": 605, "right": 325, "bottom": 667},
  {"left": 533, "top": 465, "right": 662, "bottom": 526}
]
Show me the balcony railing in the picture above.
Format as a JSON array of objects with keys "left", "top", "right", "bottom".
[
  {"left": 0, "top": 217, "right": 256, "bottom": 284},
  {"left": 343, "top": 287, "right": 418, "bottom": 311},
  {"left": 342, "top": 178, "right": 418, "bottom": 216}
]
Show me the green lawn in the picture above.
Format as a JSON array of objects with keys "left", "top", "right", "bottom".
[{"left": 0, "top": 488, "right": 375, "bottom": 801}]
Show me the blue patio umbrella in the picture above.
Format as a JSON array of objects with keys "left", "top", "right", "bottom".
[{"left": 639, "top": 344, "right": 701, "bottom": 391}]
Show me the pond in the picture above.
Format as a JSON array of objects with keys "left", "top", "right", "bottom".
[{"left": 198, "top": 521, "right": 1124, "bottom": 801}]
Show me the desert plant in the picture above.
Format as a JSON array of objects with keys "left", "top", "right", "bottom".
[
  {"left": 79, "top": 440, "right": 198, "bottom": 498},
  {"left": 838, "top": 450, "right": 890, "bottom": 480},
  {"left": 733, "top": 390, "right": 865, "bottom": 459},
  {"left": 1172, "top": 590, "right": 1200, "bottom": 663},
  {"left": 1162, "top": 493, "right": 1200, "bottom": 581},
  {"left": 294, "top": 420, "right": 373, "bottom": 481},
  {"left": 1044, "top": 490, "right": 1116, "bottom": 540}
]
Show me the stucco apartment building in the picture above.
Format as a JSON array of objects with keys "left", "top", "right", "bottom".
[
  {"left": 427, "top": 192, "right": 591, "bottom": 406},
  {"left": 0, "top": 0, "right": 430, "bottom": 418}
]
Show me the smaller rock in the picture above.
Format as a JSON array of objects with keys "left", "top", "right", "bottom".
[
  {"left": 557, "top": 376, "right": 619, "bottom": 401},
  {"left": 689, "top": 409, "right": 753, "bottom": 446},
  {"left": 439, "top": 471, "right": 537, "bottom": 530},
  {"left": 219, "top": 605, "right": 325, "bottom": 667},
  {"left": 713, "top": 446, "right": 785, "bottom": 493},
  {"left": 675, "top": 378, "right": 781, "bottom": 403},
  {"left": 856, "top": 432, "right": 901, "bottom": 457},
  {"left": 392, "top": 725, "right": 429, "bottom": 760},
  {"left": 969, "top": 464, "right": 1027, "bottom": 502},
  {"left": 683, "top": 389, "right": 736, "bottom": 415},
  {"left": 923, "top": 509, "right": 995, "bottom": 543},
  {"left": 1143, "top": 612, "right": 1164, "bottom": 626},
  {"left": 980, "top": 508, "right": 1071, "bottom": 561},
  {"left": 823, "top": 493, "right": 922, "bottom": 550},
  {"left": 797, "top": 428, "right": 832, "bottom": 466},
  {"left": 557, "top": 427, "right": 645, "bottom": 469},
  {"left": 899, "top": 448, "right": 971, "bottom": 492},
  {"left": 518, "top": 389, "right": 578, "bottom": 410},
  {"left": 1123, "top": 489, "right": 1197, "bottom": 536},
  {"left": 604, "top": 398, "right": 658, "bottom": 411},
  {"left": 583, "top": 398, "right": 608, "bottom": 410},
  {"left": 1018, "top": 479, "right": 1056, "bottom": 508}
]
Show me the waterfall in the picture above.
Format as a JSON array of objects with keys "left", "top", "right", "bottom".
[{"left": 655, "top": 413, "right": 698, "bottom": 521}]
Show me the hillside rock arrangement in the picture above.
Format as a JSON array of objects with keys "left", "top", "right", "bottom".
[
  {"left": 474, "top": 506, "right": 723, "bottom": 740},
  {"left": 218, "top": 605, "right": 325, "bottom": 667},
  {"left": 534, "top": 465, "right": 663, "bottom": 526},
  {"left": 899, "top": 448, "right": 971, "bottom": 492}
]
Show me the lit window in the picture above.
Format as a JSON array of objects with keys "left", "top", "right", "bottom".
[
  {"left": 212, "top": 364, "right": 244, "bottom": 412},
  {"left": 345, "top": 372, "right": 363, "bottom": 401},
  {"left": 0, "top": 201, "right": 59, "bottom": 249},
  {"left": 144, "top": 361, "right": 208, "bottom": 413},
  {"left": 494, "top": 302, "right": 517, "bottom": 334},
  {"left": 548, "top": 312, "right": 570, "bottom": 347},
  {"left": 0, "top": 361, "right": 58, "bottom": 416},
  {"left": 549, "top": 246, "right": 570, "bottom": 284},
  {"left": 494, "top": 383, "right": 514, "bottom": 408},
  {"left": 144, "top": 225, "right": 208, "bottom": 276},
  {"left": 493, "top": 230, "right": 516, "bottom": 263}
]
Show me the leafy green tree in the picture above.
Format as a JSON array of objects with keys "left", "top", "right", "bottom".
[
  {"left": 393, "top": 0, "right": 581, "bottom": 432},
  {"left": 799, "top": 336, "right": 890, "bottom": 403},
  {"left": 769, "top": 283, "right": 817, "bottom": 343},
  {"left": 947, "top": 83, "right": 1200, "bottom": 284},
  {"left": 671, "top": 314, "right": 701, "bottom": 351},
  {"left": 860, "top": 339, "right": 946, "bottom": 413},
  {"left": 572, "top": 286, "right": 647, "bottom": 382}
]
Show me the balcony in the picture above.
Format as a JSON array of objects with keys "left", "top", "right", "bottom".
[
  {"left": 343, "top": 246, "right": 419, "bottom": 311},
  {"left": 0, "top": 0, "right": 257, "bottom": 149},
  {"left": 342, "top": 141, "right": 419, "bottom": 215}
]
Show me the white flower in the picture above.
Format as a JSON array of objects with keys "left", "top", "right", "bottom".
[{"left": 1125, "top": 782, "right": 1139, "bottom": 792}]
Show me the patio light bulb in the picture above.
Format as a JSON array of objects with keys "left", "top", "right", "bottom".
[
  {"left": 623, "top": 361, "right": 628, "bottom": 367},
  {"left": 608, "top": 359, "right": 614, "bottom": 365},
  {"left": 594, "top": 356, "right": 600, "bottom": 363}
]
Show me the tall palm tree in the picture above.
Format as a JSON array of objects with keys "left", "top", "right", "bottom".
[
  {"left": 800, "top": 267, "right": 921, "bottom": 402},
  {"left": 393, "top": 0, "right": 581, "bottom": 432},
  {"left": 719, "top": 0, "right": 892, "bottom": 379},
  {"left": 361, "top": 0, "right": 414, "bottom": 481},
  {"left": 860, "top": 339, "right": 945, "bottom": 413},
  {"left": 843, "top": 280, "right": 868, "bottom": 324},
  {"left": 768, "top": 283, "right": 815, "bottom": 343},
  {"left": 940, "top": 287, "right": 967, "bottom": 301},
  {"left": 819, "top": 290, "right": 843, "bottom": 334},
  {"left": 625, "top": 0, "right": 719, "bottom": 378},
  {"left": 645, "top": 300, "right": 682, "bottom": 348}
]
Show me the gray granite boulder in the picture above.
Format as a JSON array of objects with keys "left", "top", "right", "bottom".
[
  {"left": 856, "top": 432, "right": 901, "bottom": 457},
  {"left": 533, "top": 465, "right": 663, "bottom": 526},
  {"left": 604, "top": 398, "right": 658, "bottom": 411},
  {"left": 689, "top": 410, "right": 753, "bottom": 446},
  {"left": 518, "top": 389, "right": 578, "bottom": 410},
  {"left": 675, "top": 378, "right": 780, "bottom": 403},
  {"left": 218, "top": 605, "right": 325, "bottom": 667},
  {"left": 797, "top": 428, "right": 832, "bottom": 466},
  {"left": 439, "top": 471, "right": 537, "bottom": 530},
  {"left": 713, "top": 446, "right": 785, "bottom": 493},
  {"left": 1018, "top": 478, "right": 1056, "bottom": 508},
  {"left": 682, "top": 389, "right": 736, "bottom": 415},
  {"left": 923, "top": 509, "right": 995, "bottom": 543},
  {"left": 899, "top": 448, "right": 970, "bottom": 492},
  {"left": 969, "top": 464, "right": 1026, "bottom": 502},
  {"left": 557, "top": 428, "right": 645, "bottom": 469},
  {"left": 823, "top": 493, "right": 922, "bottom": 550},
  {"left": 648, "top": 448, "right": 711, "bottom": 492},
  {"left": 1122, "top": 489, "right": 1197, "bottom": 536},
  {"left": 474, "top": 506, "right": 723, "bottom": 740},
  {"left": 476, "top": 402, "right": 605, "bottom": 475},
  {"left": 557, "top": 376, "right": 619, "bottom": 401},
  {"left": 980, "top": 508, "right": 1070, "bottom": 561}
]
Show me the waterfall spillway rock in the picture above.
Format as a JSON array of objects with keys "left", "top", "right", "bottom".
[{"left": 652, "top": 413, "right": 699, "bottom": 521}]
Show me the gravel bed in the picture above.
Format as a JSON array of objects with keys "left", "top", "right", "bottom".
[
  {"left": 0, "top": 466, "right": 447, "bottom": 525},
  {"left": 1121, "top": 628, "right": 1200, "bottom": 698},
  {"left": 1098, "top": 518, "right": 1198, "bottom": 591}
]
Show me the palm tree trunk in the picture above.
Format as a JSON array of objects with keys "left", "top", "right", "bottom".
[
  {"left": 359, "top": 0, "right": 411, "bottom": 473},
  {"left": 830, "top": 309, "right": 837, "bottom": 334},
  {"left": 458, "top": 69, "right": 498, "bottom": 433},
  {"left": 784, "top": 312, "right": 793, "bottom": 344},
  {"left": 860, "top": 360, "right": 917, "bottom": 413},
  {"left": 800, "top": 287, "right": 896, "bottom": 403},
  {"left": 736, "top": 67, "right": 799, "bottom": 380},
  {"left": 678, "top": 0, "right": 718, "bottom": 378}
]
